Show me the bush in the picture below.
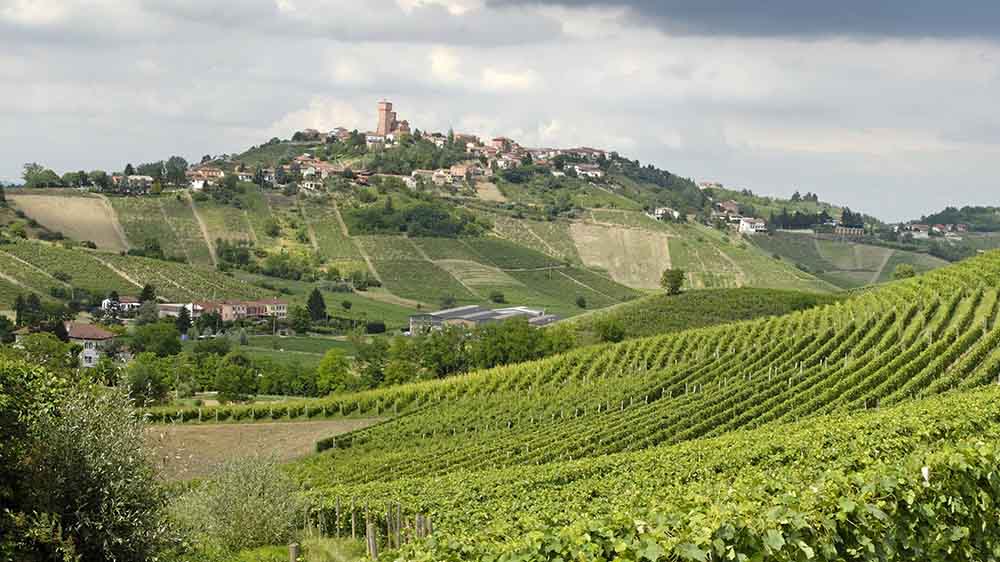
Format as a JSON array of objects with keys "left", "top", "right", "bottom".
[
  {"left": 26, "top": 386, "right": 168, "bottom": 561},
  {"left": 169, "top": 456, "right": 303, "bottom": 555},
  {"left": 489, "top": 290, "right": 506, "bottom": 304}
]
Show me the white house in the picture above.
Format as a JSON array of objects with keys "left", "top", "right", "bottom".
[
  {"left": 738, "top": 217, "right": 768, "bottom": 234},
  {"left": 574, "top": 164, "right": 605, "bottom": 179},
  {"left": 650, "top": 207, "right": 681, "bottom": 221},
  {"left": 66, "top": 323, "right": 116, "bottom": 368},
  {"left": 100, "top": 296, "right": 142, "bottom": 313}
]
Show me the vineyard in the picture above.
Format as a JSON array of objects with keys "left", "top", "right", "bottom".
[{"left": 140, "top": 250, "right": 1000, "bottom": 559}]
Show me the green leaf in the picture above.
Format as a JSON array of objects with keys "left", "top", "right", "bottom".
[
  {"left": 763, "top": 529, "right": 786, "bottom": 552},
  {"left": 676, "top": 542, "right": 708, "bottom": 562}
]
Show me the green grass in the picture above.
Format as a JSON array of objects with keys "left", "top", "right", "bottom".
[
  {"left": 507, "top": 268, "right": 620, "bottom": 312},
  {"left": 247, "top": 335, "right": 355, "bottom": 355},
  {"left": 372, "top": 260, "right": 477, "bottom": 306},
  {"left": 464, "top": 238, "right": 561, "bottom": 269},
  {"left": 301, "top": 198, "right": 363, "bottom": 262},
  {"left": 3, "top": 240, "right": 138, "bottom": 296},
  {"left": 410, "top": 237, "right": 484, "bottom": 262},
  {"left": 234, "top": 141, "right": 325, "bottom": 168},
  {"left": 108, "top": 196, "right": 185, "bottom": 258},
  {"left": 160, "top": 195, "right": 214, "bottom": 266},
  {"left": 565, "top": 287, "right": 842, "bottom": 343}
]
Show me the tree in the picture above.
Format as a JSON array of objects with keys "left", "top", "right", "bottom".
[
  {"left": 341, "top": 300, "right": 353, "bottom": 311},
  {"left": 132, "top": 322, "right": 181, "bottom": 357},
  {"left": 289, "top": 305, "right": 311, "bottom": 334},
  {"left": 661, "top": 268, "right": 686, "bottom": 295},
  {"left": 139, "top": 284, "right": 156, "bottom": 302},
  {"left": 307, "top": 288, "right": 327, "bottom": 322},
  {"left": 894, "top": 264, "right": 916, "bottom": 280},
  {"left": 0, "top": 315, "right": 13, "bottom": 344},
  {"left": 126, "top": 352, "right": 170, "bottom": 406},
  {"left": 135, "top": 300, "right": 160, "bottom": 325},
  {"left": 595, "top": 318, "right": 626, "bottom": 343},
  {"left": 165, "top": 156, "right": 189, "bottom": 185},
  {"left": 214, "top": 353, "right": 257, "bottom": 403},
  {"left": 575, "top": 295, "right": 587, "bottom": 309},
  {"left": 124, "top": 163, "right": 136, "bottom": 176},
  {"left": 489, "top": 290, "right": 506, "bottom": 304},
  {"left": 19, "top": 382, "right": 168, "bottom": 561},
  {"left": 176, "top": 306, "right": 191, "bottom": 335},
  {"left": 316, "top": 349, "right": 352, "bottom": 394}
]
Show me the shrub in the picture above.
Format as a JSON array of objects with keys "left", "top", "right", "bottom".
[{"left": 169, "top": 456, "right": 303, "bottom": 554}]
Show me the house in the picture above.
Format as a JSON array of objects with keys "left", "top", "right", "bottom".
[
  {"left": 249, "top": 298, "right": 289, "bottom": 320},
  {"left": 158, "top": 302, "right": 205, "bottom": 320},
  {"left": 574, "top": 164, "right": 605, "bottom": 179},
  {"left": 101, "top": 296, "right": 142, "bottom": 313},
  {"left": 236, "top": 170, "right": 254, "bottom": 182},
  {"left": 366, "top": 134, "right": 386, "bottom": 148},
  {"left": 491, "top": 137, "right": 515, "bottom": 151},
  {"left": 834, "top": 226, "right": 865, "bottom": 237},
  {"left": 650, "top": 207, "right": 681, "bottom": 221},
  {"left": 408, "top": 305, "right": 556, "bottom": 334},
  {"left": 738, "top": 217, "right": 768, "bottom": 234},
  {"left": 195, "top": 299, "right": 288, "bottom": 322},
  {"left": 301, "top": 179, "right": 324, "bottom": 191},
  {"left": 718, "top": 200, "right": 741, "bottom": 215},
  {"left": 66, "top": 322, "right": 115, "bottom": 368},
  {"left": 195, "top": 166, "right": 224, "bottom": 180},
  {"left": 698, "top": 181, "right": 723, "bottom": 190}
]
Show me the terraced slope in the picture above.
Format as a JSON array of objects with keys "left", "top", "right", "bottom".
[
  {"left": 108, "top": 195, "right": 214, "bottom": 266},
  {"left": 0, "top": 240, "right": 267, "bottom": 305}
]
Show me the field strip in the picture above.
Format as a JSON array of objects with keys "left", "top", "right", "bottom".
[
  {"left": 243, "top": 210, "right": 260, "bottom": 244},
  {"left": 0, "top": 249, "right": 71, "bottom": 286},
  {"left": 555, "top": 269, "right": 619, "bottom": 302},
  {"left": 713, "top": 246, "right": 747, "bottom": 286},
  {"left": 333, "top": 199, "right": 382, "bottom": 284},
  {"left": 85, "top": 254, "right": 144, "bottom": 290},
  {"left": 353, "top": 288, "right": 424, "bottom": 309},
  {"left": 0, "top": 270, "right": 35, "bottom": 293},
  {"left": 185, "top": 192, "right": 218, "bottom": 267},
  {"left": 525, "top": 224, "right": 560, "bottom": 257},
  {"left": 157, "top": 199, "right": 193, "bottom": 263},
  {"left": 94, "top": 194, "right": 131, "bottom": 250},
  {"left": 296, "top": 195, "right": 320, "bottom": 251},
  {"left": 871, "top": 249, "right": 894, "bottom": 284}
]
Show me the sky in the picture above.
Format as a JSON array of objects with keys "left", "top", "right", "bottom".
[{"left": 2, "top": 1, "right": 1000, "bottom": 221}]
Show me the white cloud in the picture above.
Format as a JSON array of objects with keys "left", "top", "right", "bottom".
[
  {"left": 264, "top": 97, "right": 368, "bottom": 137},
  {"left": 0, "top": 0, "right": 70, "bottom": 25},
  {"left": 480, "top": 67, "right": 539, "bottom": 92},
  {"left": 430, "top": 47, "right": 462, "bottom": 82}
]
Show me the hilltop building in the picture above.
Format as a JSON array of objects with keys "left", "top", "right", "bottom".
[
  {"left": 66, "top": 322, "right": 116, "bottom": 368},
  {"left": 376, "top": 100, "right": 411, "bottom": 137}
]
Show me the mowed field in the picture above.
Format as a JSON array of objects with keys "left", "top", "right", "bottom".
[
  {"left": 146, "top": 418, "right": 382, "bottom": 480},
  {"left": 7, "top": 191, "right": 128, "bottom": 251},
  {"left": 570, "top": 222, "right": 672, "bottom": 289}
]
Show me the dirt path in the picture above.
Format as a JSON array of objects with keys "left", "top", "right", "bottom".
[
  {"left": 85, "top": 253, "right": 143, "bottom": 289},
  {"left": 332, "top": 199, "right": 382, "bottom": 283},
  {"left": 296, "top": 195, "right": 320, "bottom": 251},
  {"left": 94, "top": 194, "right": 131, "bottom": 250},
  {"left": 157, "top": 200, "right": 193, "bottom": 264},
  {"left": 556, "top": 269, "right": 620, "bottom": 302},
  {"left": 871, "top": 249, "right": 894, "bottom": 284},
  {"left": 0, "top": 249, "right": 71, "bottom": 286},
  {"left": 185, "top": 192, "right": 218, "bottom": 267},
  {"left": 354, "top": 288, "right": 425, "bottom": 309}
]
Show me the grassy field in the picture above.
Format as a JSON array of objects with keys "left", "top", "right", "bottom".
[
  {"left": 2, "top": 240, "right": 139, "bottom": 297},
  {"left": 160, "top": 195, "right": 215, "bottom": 266},
  {"left": 570, "top": 221, "right": 672, "bottom": 289},
  {"left": 752, "top": 231, "right": 949, "bottom": 289},
  {"left": 146, "top": 419, "right": 380, "bottom": 480},
  {"left": 7, "top": 191, "right": 127, "bottom": 251},
  {"left": 564, "top": 287, "right": 842, "bottom": 344},
  {"left": 247, "top": 335, "right": 355, "bottom": 355}
]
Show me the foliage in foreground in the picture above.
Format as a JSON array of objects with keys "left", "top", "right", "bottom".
[{"left": 1, "top": 355, "right": 168, "bottom": 562}]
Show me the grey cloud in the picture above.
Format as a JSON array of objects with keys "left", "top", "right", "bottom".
[{"left": 489, "top": 0, "right": 1000, "bottom": 39}]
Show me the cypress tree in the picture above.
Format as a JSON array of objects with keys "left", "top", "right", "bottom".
[{"left": 307, "top": 288, "right": 327, "bottom": 322}]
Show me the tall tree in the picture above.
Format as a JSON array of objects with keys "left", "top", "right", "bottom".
[
  {"left": 139, "top": 284, "right": 156, "bottom": 303},
  {"left": 175, "top": 306, "right": 191, "bottom": 335},
  {"left": 306, "top": 288, "right": 327, "bottom": 322},
  {"left": 124, "top": 163, "right": 135, "bottom": 176},
  {"left": 661, "top": 268, "right": 686, "bottom": 295}
]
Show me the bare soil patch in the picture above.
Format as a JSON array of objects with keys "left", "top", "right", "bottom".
[
  {"left": 570, "top": 222, "right": 672, "bottom": 289},
  {"left": 146, "top": 418, "right": 382, "bottom": 481},
  {"left": 8, "top": 193, "right": 128, "bottom": 251},
  {"left": 475, "top": 181, "right": 507, "bottom": 202}
]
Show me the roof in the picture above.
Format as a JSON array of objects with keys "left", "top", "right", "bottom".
[
  {"left": 429, "top": 305, "right": 487, "bottom": 319},
  {"left": 66, "top": 323, "right": 115, "bottom": 341}
]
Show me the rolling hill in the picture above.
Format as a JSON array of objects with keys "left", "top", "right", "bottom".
[
  {"left": 151, "top": 250, "right": 1000, "bottom": 560},
  {"left": 753, "top": 231, "right": 950, "bottom": 289}
]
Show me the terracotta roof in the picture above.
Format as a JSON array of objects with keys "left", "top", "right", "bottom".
[{"left": 66, "top": 323, "right": 115, "bottom": 341}]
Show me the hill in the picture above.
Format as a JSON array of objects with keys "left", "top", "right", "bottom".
[
  {"left": 752, "top": 230, "right": 949, "bottom": 288},
  {"left": 564, "top": 287, "right": 841, "bottom": 344},
  {"left": 919, "top": 205, "right": 1000, "bottom": 232},
  {"left": 151, "top": 250, "right": 1000, "bottom": 559}
]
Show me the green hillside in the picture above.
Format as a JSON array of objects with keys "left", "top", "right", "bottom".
[
  {"left": 152, "top": 251, "right": 1000, "bottom": 559},
  {"left": 753, "top": 231, "right": 949, "bottom": 288}
]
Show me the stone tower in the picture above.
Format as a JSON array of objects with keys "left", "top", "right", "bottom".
[{"left": 377, "top": 100, "right": 395, "bottom": 136}]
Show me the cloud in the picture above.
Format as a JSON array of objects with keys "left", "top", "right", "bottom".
[
  {"left": 488, "top": 0, "right": 1000, "bottom": 39},
  {"left": 480, "top": 67, "right": 539, "bottom": 92},
  {"left": 430, "top": 47, "right": 462, "bottom": 82}
]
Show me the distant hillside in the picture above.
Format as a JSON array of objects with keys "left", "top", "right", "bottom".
[
  {"left": 564, "top": 287, "right": 842, "bottom": 345},
  {"left": 919, "top": 205, "right": 1000, "bottom": 232},
  {"left": 752, "top": 231, "right": 949, "bottom": 289},
  {"left": 702, "top": 185, "right": 843, "bottom": 219}
]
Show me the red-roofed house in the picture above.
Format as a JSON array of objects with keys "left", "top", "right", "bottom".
[{"left": 66, "top": 322, "right": 116, "bottom": 368}]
